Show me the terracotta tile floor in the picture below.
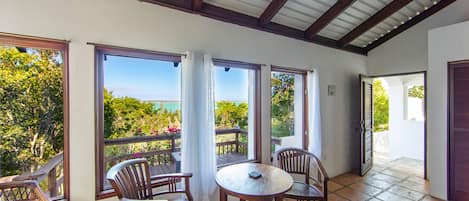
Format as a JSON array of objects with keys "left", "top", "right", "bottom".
[{"left": 324, "top": 156, "right": 443, "bottom": 201}]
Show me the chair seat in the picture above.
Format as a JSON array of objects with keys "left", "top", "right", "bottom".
[{"left": 284, "top": 182, "right": 324, "bottom": 199}]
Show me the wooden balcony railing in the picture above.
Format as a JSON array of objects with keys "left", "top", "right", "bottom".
[
  {"left": 10, "top": 153, "right": 64, "bottom": 198},
  {"left": 103, "top": 128, "right": 249, "bottom": 170}
]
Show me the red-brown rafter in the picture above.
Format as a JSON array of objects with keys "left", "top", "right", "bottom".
[
  {"left": 258, "top": 0, "right": 288, "bottom": 26},
  {"left": 305, "top": 0, "right": 357, "bottom": 39},
  {"left": 338, "top": 0, "right": 413, "bottom": 47}
]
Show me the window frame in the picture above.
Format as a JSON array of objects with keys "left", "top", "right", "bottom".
[
  {"left": 212, "top": 59, "right": 262, "bottom": 166},
  {"left": 0, "top": 33, "right": 70, "bottom": 200},
  {"left": 93, "top": 43, "right": 183, "bottom": 199},
  {"left": 270, "top": 66, "right": 309, "bottom": 150}
]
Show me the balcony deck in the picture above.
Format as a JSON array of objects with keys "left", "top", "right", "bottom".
[{"left": 150, "top": 152, "right": 248, "bottom": 175}]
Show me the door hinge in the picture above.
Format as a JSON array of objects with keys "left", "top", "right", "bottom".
[
  {"left": 305, "top": 89, "right": 308, "bottom": 95},
  {"left": 304, "top": 130, "right": 308, "bottom": 136}
]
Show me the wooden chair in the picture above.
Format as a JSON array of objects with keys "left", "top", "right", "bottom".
[
  {"left": 106, "top": 158, "right": 193, "bottom": 201},
  {"left": 274, "top": 147, "right": 329, "bottom": 201},
  {"left": 0, "top": 180, "right": 51, "bottom": 201}
]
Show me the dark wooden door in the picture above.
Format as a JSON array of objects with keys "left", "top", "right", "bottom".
[
  {"left": 449, "top": 62, "right": 469, "bottom": 200},
  {"left": 360, "top": 75, "right": 373, "bottom": 176}
]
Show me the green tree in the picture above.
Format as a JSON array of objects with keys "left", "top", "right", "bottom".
[
  {"left": 215, "top": 101, "right": 248, "bottom": 129},
  {"left": 271, "top": 73, "right": 294, "bottom": 137},
  {"left": 373, "top": 79, "right": 389, "bottom": 132},
  {"left": 0, "top": 47, "right": 64, "bottom": 175},
  {"left": 408, "top": 85, "right": 424, "bottom": 99},
  {"left": 104, "top": 92, "right": 182, "bottom": 139},
  {"left": 104, "top": 89, "right": 116, "bottom": 138}
]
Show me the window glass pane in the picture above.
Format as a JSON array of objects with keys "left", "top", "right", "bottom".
[
  {"left": 0, "top": 46, "right": 65, "bottom": 196},
  {"left": 214, "top": 66, "right": 256, "bottom": 166},
  {"left": 103, "top": 55, "right": 181, "bottom": 190},
  {"left": 271, "top": 71, "right": 304, "bottom": 152}
]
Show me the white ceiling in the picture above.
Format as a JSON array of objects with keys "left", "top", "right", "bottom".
[{"left": 204, "top": 0, "right": 441, "bottom": 48}]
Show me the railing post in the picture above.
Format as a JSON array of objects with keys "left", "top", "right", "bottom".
[
  {"left": 48, "top": 167, "right": 57, "bottom": 197},
  {"left": 235, "top": 132, "right": 239, "bottom": 153},
  {"left": 171, "top": 135, "right": 176, "bottom": 152}
]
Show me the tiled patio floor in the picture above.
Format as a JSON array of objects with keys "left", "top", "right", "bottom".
[{"left": 325, "top": 156, "right": 442, "bottom": 201}]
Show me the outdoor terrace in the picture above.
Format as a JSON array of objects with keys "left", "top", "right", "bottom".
[{"left": 103, "top": 128, "right": 250, "bottom": 176}]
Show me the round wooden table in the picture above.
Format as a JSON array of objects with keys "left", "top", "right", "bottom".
[{"left": 216, "top": 163, "right": 293, "bottom": 201}]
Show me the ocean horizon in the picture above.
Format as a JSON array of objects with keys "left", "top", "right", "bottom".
[{"left": 146, "top": 100, "right": 248, "bottom": 112}]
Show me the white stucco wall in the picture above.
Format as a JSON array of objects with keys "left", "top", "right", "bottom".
[
  {"left": 0, "top": 1, "right": 367, "bottom": 200},
  {"left": 427, "top": 20, "right": 469, "bottom": 200}
]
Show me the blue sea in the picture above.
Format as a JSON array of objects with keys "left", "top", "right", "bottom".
[
  {"left": 151, "top": 101, "right": 181, "bottom": 112},
  {"left": 149, "top": 101, "right": 247, "bottom": 112}
]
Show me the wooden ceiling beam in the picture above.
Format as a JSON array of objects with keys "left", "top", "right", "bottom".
[
  {"left": 258, "top": 0, "right": 288, "bottom": 26},
  {"left": 305, "top": 0, "right": 357, "bottom": 39},
  {"left": 140, "top": 0, "right": 368, "bottom": 55},
  {"left": 366, "top": 0, "right": 456, "bottom": 51},
  {"left": 192, "top": 0, "right": 203, "bottom": 11},
  {"left": 338, "top": 0, "right": 412, "bottom": 47}
]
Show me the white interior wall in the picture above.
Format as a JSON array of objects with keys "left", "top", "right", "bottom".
[
  {"left": 427, "top": 20, "right": 469, "bottom": 200},
  {"left": 0, "top": 0, "right": 367, "bottom": 200},
  {"left": 367, "top": 0, "right": 469, "bottom": 75}
]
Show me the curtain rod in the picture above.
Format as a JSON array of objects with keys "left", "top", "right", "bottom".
[
  {"left": 86, "top": 42, "right": 316, "bottom": 72},
  {"left": 0, "top": 32, "right": 70, "bottom": 44},
  {"left": 271, "top": 65, "right": 313, "bottom": 74}
]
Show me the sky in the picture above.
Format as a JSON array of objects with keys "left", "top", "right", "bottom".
[{"left": 104, "top": 55, "right": 249, "bottom": 102}]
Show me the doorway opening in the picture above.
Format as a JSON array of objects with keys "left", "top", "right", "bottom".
[{"left": 371, "top": 72, "right": 426, "bottom": 178}]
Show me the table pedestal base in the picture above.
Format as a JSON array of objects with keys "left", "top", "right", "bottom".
[{"left": 220, "top": 189, "right": 284, "bottom": 201}]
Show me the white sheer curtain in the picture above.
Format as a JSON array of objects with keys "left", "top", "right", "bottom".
[
  {"left": 181, "top": 52, "right": 217, "bottom": 201},
  {"left": 247, "top": 70, "right": 255, "bottom": 159},
  {"left": 308, "top": 70, "right": 322, "bottom": 159}
]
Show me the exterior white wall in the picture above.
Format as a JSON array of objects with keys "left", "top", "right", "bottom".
[
  {"left": 389, "top": 119, "right": 424, "bottom": 160},
  {"left": 427, "top": 20, "right": 469, "bottom": 200},
  {"left": 367, "top": 0, "right": 469, "bottom": 75},
  {"left": 0, "top": 1, "right": 367, "bottom": 200},
  {"left": 385, "top": 77, "right": 424, "bottom": 161}
]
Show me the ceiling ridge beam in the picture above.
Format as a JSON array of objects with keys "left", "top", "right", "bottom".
[
  {"left": 305, "top": 0, "right": 357, "bottom": 39},
  {"left": 258, "top": 0, "right": 288, "bottom": 26},
  {"left": 338, "top": 0, "right": 412, "bottom": 47},
  {"left": 366, "top": 0, "right": 456, "bottom": 52}
]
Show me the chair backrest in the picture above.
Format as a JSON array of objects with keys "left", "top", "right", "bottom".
[
  {"left": 274, "top": 147, "right": 322, "bottom": 185},
  {"left": 0, "top": 180, "right": 50, "bottom": 201},
  {"left": 106, "top": 158, "right": 153, "bottom": 200}
]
